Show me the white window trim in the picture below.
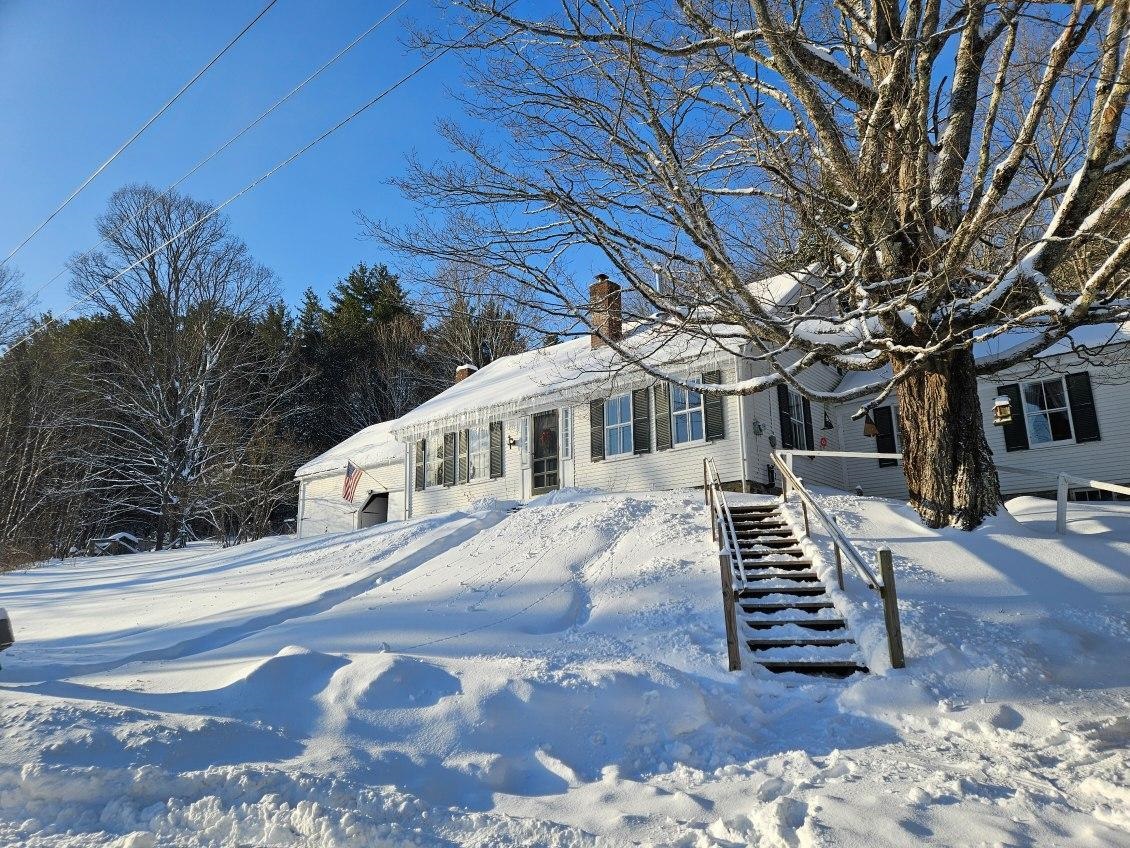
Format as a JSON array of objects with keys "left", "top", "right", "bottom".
[
  {"left": 784, "top": 387, "right": 811, "bottom": 451},
  {"left": 605, "top": 393, "right": 634, "bottom": 457},
  {"left": 1019, "top": 377, "right": 1075, "bottom": 449},
  {"left": 425, "top": 437, "right": 445, "bottom": 490},
  {"left": 672, "top": 382, "right": 705, "bottom": 446}
]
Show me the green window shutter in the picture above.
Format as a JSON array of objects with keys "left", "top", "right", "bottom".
[
  {"left": 489, "top": 421, "right": 504, "bottom": 478},
  {"left": 632, "top": 388, "right": 651, "bottom": 454},
  {"left": 775, "top": 384, "right": 794, "bottom": 450},
  {"left": 702, "top": 370, "right": 724, "bottom": 441},
  {"left": 1065, "top": 372, "right": 1101, "bottom": 443},
  {"left": 654, "top": 383, "right": 672, "bottom": 451},
  {"left": 414, "top": 439, "right": 425, "bottom": 491},
  {"left": 802, "top": 397, "right": 814, "bottom": 451},
  {"left": 458, "top": 430, "right": 470, "bottom": 483},
  {"left": 443, "top": 432, "right": 456, "bottom": 486},
  {"left": 999, "top": 384, "right": 1029, "bottom": 451},
  {"left": 873, "top": 406, "right": 898, "bottom": 467},
  {"left": 590, "top": 399, "right": 605, "bottom": 461}
]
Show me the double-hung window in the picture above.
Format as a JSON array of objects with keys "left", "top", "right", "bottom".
[
  {"left": 427, "top": 437, "right": 446, "bottom": 487},
  {"left": 467, "top": 426, "right": 490, "bottom": 481},
  {"left": 672, "top": 382, "right": 704, "bottom": 444},
  {"left": 1022, "top": 378, "right": 1074, "bottom": 445},
  {"left": 604, "top": 394, "right": 633, "bottom": 456},
  {"left": 785, "top": 388, "right": 811, "bottom": 450}
]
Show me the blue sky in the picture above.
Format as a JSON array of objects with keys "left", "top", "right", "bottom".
[{"left": 0, "top": 0, "right": 482, "bottom": 315}]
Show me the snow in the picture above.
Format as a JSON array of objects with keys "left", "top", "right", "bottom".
[
  {"left": 295, "top": 419, "right": 404, "bottom": 478},
  {"left": 1, "top": 488, "right": 1128, "bottom": 847}
]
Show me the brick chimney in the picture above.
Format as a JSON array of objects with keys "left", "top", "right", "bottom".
[
  {"left": 454, "top": 364, "right": 478, "bottom": 383},
  {"left": 589, "top": 274, "right": 622, "bottom": 348}
]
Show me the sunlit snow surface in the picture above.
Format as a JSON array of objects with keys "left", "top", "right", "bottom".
[{"left": 1, "top": 489, "right": 1128, "bottom": 847}]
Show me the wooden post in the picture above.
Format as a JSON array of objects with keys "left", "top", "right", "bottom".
[
  {"left": 878, "top": 547, "right": 905, "bottom": 669},
  {"left": 833, "top": 544, "right": 844, "bottom": 590},
  {"left": 719, "top": 552, "right": 742, "bottom": 671},
  {"left": 1056, "top": 474, "right": 1069, "bottom": 535},
  {"left": 800, "top": 499, "right": 810, "bottom": 537}
]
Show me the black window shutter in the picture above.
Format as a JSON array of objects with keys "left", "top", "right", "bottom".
[
  {"left": 489, "top": 421, "right": 504, "bottom": 478},
  {"left": 999, "top": 383, "right": 1029, "bottom": 451},
  {"left": 1066, "top": 372, "right": 1101, "bottom": 443},
  {"left": 414, "top": 439, "right": 425, "bottom": 491},
  {"left": 801, "top": 398, "right": 814, "bottom": 451},
  {"left": 654, "top": 384, "right": 672, "bottom": 451},
  {"left": 776, "top": 384, "right": 794, "bottom": 450},
  {"left": 632, "top": 388, "right": 651, "bottom": 454},
  {"left": 443, "top": 432, "right": 456, "bottom": 486},
  {"left": 702, "top": 370, "right": 725, "bottom": 441},
  {"left": 873, "top": 406, "right": 898, "bottom": 467},
  {"left": 590, "top": 399, "right": 605, "bottom": 461},
  {"left": 458, "top": 429, "right": 469, "bottom": 483}
]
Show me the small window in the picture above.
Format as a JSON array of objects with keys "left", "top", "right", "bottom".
[
  {"left": 672, "top": 382, "right": 704, "bottom": 444},
  {"left": 1022, "top": 378, "right": 1074, "bottom": 445},
  {"left": 561, "top": 407, "right": 573, "bottom": 460},
  {"left": 605, "top": 394, "right": 634, "bottom": 456},
  {"left": 784, "top": 388, "right": 811, "bottom": 450},
  {"left": 468, "top": 426, "right": 490, "bottom": 481},
  {"left": 426, "top": 437, "right": 444, "bottom": 487}
]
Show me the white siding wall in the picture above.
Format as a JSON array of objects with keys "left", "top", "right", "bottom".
[
  {"left": 573, "top": 366, "right": 746, "bottom": 492},
  {"left": 408, "top": 418, "right": 526, "bottom": 516},
  {"left": 830, "top": 350, "right": 1130, "bottom": 499},
  {"left": 297, "top": 459, "right": 406, "bottom": 537}
]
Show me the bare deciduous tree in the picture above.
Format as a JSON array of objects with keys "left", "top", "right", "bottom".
[{"left": 376, "top": 0, "right": 1130, "bottom": 528}]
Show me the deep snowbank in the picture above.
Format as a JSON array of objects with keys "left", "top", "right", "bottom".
[{"left": 1, "top": 489, "right": 1127, "bottom": 847}]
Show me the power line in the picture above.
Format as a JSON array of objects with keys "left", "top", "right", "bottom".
[
  {"left": 0, "top": 0, "right": 280, "bottom": 269},
  {"left": 1, "top": 2, "right": 518, "bottom": 358},
  {"left": 21, "top": 0, "right": 411, "bottom": 307}
]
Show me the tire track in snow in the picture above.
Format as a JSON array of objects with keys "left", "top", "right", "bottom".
[{"left": 1, "top": 511, "right": 509, "bottom": 684}]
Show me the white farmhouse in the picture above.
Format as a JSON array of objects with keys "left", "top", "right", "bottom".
[{"left": 296, "top": 275, "right": 1129, "bottom": 530}]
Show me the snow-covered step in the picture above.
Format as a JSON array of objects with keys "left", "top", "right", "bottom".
[
  {"left": 740, "top": 558, "right": 813, "bottom": 571},
  {"left": 756, "top": 659, "right": 868, "bottom": 678},
  {"left": 742, "top": 620, "right": 849, "bottom": 641},
  {"left": 745, "top": 637, "right": 857, "bottom": 655},
  {"left": 741, "top": 571, "right": 821, "bottom": 585},
  {"left": 740, "top": 547, "right": 807, "bottom": 559},
  {"left": 743, "top": 616, "right": 848, "bottom": 633},
  {"left": 741, "top": 598, "right": 836, "bottom": 614},
  {"left": 737, "top": 584, "right": 827, "bottom": 598}
]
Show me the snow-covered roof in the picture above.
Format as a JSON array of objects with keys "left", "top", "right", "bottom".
[
  {"left": 391, "top": 321, "right": 731, "bottom": 440},
  {"left": 295, "top": 419, "right": 405, "bottom": 478},
  {"left": 833, "top": 322, "right": 1130, "bottom": 396}
]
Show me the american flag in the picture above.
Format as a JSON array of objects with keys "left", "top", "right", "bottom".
[{"left": 342, "top": 461, "right": 363, "bottom": 501}]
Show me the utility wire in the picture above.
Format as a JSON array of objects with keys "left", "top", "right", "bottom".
[
  {"left": 1, "top": 2, "right": 517, "bottom": 358},
  {"left": 0, "top": 0, "right": 279, "bottom": 269},
  {"left": 21, "top": 0, "right": 411, "bottom": 308}
]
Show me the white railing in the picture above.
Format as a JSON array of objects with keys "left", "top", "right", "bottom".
[
  {"left": 1055, "top": 473, "right": 1130, "bottom": 534},
  {"left": 703, "top": 457, "right": 744, "bottom": 671},
  {"left": 771, "top": 450, "right": 906, "bottom": 669}
]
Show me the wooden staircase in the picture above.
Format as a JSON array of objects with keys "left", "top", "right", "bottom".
[{"left": 728, "top": 503, "right": 868, "bottom": 678}]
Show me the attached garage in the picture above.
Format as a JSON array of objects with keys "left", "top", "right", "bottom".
[{"left": 295, "top": 420, "right": 407, "bottom": 538}]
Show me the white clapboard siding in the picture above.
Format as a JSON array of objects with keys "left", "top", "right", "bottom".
[
  {"left": 298, "top": 459, "right": 406, "bottom": 537},
  {"left": 573, "top": 365, "right": 745, "bottom": 492},
  {"left": 409, "top": 418, "right": 525, "bottom": 516},
  {"left": 831, "top": 349, "right": 1130, "bottom": 499}
]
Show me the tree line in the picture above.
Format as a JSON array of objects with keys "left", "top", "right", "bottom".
[{"left": 0, "top": 184, "right": 528, "bottom": 568}]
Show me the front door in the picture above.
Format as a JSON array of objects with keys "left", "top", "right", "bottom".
[{"left": 531, "top": 410, "right": 560, "bottom": 495}]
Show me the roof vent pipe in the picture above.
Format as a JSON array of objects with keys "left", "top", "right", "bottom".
[{"left": 589, "top": 274, "right": 622, "bottom": 348}]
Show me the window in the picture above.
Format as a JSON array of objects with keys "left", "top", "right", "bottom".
[
  {"left": 604, "top": 394, "right": 634, "bottom": 456},
  {"left": 672, "top": 382, "right": 704, "bottom": 444},
  {"left": 561, "top": 407, "right": 573, "bottom": 460},
  {"left": 784, "top": 388, "right": 811, "bottom": 450},
  {"left": 468, "top": 426, "right": 490, "bottom": 481},
  {"left": 426, "top": 437, "right": 444, "bottom": 487},
  {"left": 1022, "top": 378, "right": 1074, "bottom": 445}
]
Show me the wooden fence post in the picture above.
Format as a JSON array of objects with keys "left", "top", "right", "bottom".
[
  {"left": 833, "top": 544, "right": 844, "bottom": 590},
  {"left": 720, "top": 552, "right": 742, "bottom": 671},
  {"left": 878, "top": 547, "right": 905, "bottom": 669}
]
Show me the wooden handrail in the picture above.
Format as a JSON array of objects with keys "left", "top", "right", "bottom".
[
  {"left": 770, "top": 450, "right": 906, "bottom": 669},
  {"left": 704, "top": 457, "right": 744, "bottom": 671}
]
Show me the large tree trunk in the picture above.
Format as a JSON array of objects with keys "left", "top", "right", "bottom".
[{"left": 895, "top": 349, "right": 1001, "bottom": 530}]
